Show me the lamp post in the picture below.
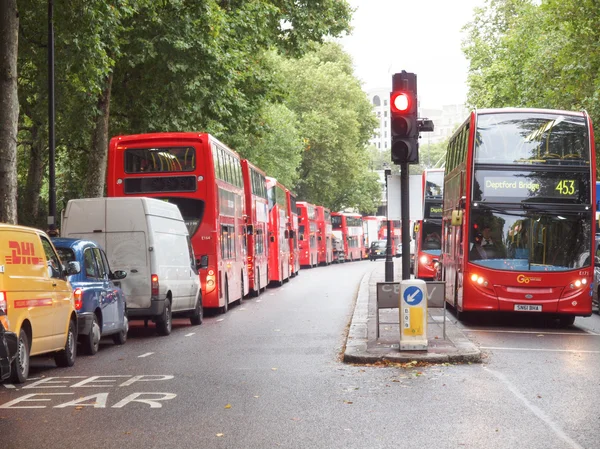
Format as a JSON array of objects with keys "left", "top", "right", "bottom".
[
  {"left": 384, "top": 167, "right": 393, "bottom": 282},
  {"left": 47, "top": 0, "right": 57, "bottom": 236}
]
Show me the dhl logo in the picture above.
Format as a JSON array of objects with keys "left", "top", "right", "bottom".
[
  {"left": 5, "top": 241, "right": 44, "bottom": 266},
  {"left": 517, "top": 274, "right": 542, "bottom": 284}
]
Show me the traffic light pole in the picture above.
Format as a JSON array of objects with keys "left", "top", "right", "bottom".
[
  {"left": 384, "top": 169, "right": 394, "bottom": 282},
  {"left": 400, "top": 162, "right": 411, "bottom": 280}
]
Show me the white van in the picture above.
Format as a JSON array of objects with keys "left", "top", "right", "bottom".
[{"left": 61, "top": 197, "right": 204, "bottom": 335}]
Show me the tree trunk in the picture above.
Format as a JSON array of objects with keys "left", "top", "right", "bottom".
[
  {"left": 21, "top": 126, "right": 46, "bottom": 226},
  {"left": 84, "top": 73, "right": 113, "bottom": 198},
  {"left": 0, "top": 0, "right": 19, "bottom": 224}
]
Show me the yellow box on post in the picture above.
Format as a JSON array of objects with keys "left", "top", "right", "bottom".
[{"left": 399, "top": 279, "right": 428, "bottom": 350}]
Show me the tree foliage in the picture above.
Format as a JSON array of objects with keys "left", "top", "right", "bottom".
[{"left": 463, "top": 0, "right": 600, "bottom": 152}]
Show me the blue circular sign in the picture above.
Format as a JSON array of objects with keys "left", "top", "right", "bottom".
[{"left": 403, "top": 286, "right": 423, "bottom": 306}]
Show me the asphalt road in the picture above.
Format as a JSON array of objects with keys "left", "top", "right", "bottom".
[{"left": 1, "top": 260, "right": 599, "bottom": 449}]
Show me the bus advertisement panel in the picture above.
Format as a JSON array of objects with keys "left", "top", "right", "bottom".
[
  {"left": 106, "top": 132, "right": 249, "bottom": 313},
  {"left": 287, "top": 190, "right": 300, "bottom": 277},
  {"left": 266, "top": 177, "right": 291, "bottom": 285},
  {"left": 241, "top": 160, "right": 269, "bottom": 296},
  {"left": 332, "top": 213, "right": 364, "bottom": 262},
  {"left": 441, "top": 109, "right": 596, "bottom": 325},
  {"left": 297, "top": 202, "right": 318, "bottom": 268},
  {"left": 316, "top": 206, "right": 333, "bottom": 265},
  {"left": 414, "top": 169, "right": 443, "bottom": 280}
]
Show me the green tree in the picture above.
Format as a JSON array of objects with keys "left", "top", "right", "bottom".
[{"left": 278, "top": 42, "right": 380, "bottom": 213}]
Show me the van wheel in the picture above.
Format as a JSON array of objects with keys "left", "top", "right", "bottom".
[
  {"left": 55, "top": 320, "right": 77, "bottom": 367},
  {"left": 157, "top": 300, "right": 172, "bottom": 336},
  {"left": 113, "top": 315, "right": 128, "bottom": 345},
  {"left": 190, "top": 294, "right": 203, "bottom": 325},
  {"left": 221, "top": 278, "right": 229, "bottom": 314},
  {"left": 10, "top": 329, "right": 30, "bottom": 384},
  {"left": 83, "top": 314, "right": 101, "bottom": 356}
]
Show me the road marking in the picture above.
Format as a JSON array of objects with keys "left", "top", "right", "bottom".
[
  {"left": 185, "top": 333, "right": 195, "bottom": 337},
  {"left": 485, "top": 367, "right": 585, "bottom": 449},
  {"left": 138, "top": 352, "right": 154, "bottom": 358},
  {"left": 481, "top": 346, "right": 600, "bottom": 354},
  {"left": 464, "top": 329, "right": 599, "bottom": 336}
]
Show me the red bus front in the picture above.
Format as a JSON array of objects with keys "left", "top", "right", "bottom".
[
  {"left": 316, "top": 206, "right": 333, "bottom": 265},
  {"left": 241, "top": 160, "right": 269, "bottom": 295},
  {"left": 297, "top": 202, "right": 319, "bottom": 268},
  {"left": 266, "top": 177, "right": 291, "bottom": 285},
  {"left": 415, "top": 169, "right": 443, "bottom": 280},
  {"left": 107, "top": 132, "right": 248, "bottom": 312},
  {"left": 442, "top": 109, "right": 595, "bottom": 324}
]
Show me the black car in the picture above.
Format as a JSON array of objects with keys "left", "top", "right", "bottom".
[
  {"left": 0, "top": 312, "right": 18, "bottom": 382},
  {"left": 369, "top": 240, "right": 388, "bottom": 260}
]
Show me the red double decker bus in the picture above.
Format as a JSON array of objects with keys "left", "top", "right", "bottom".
[
  {"left": 441, "top": 108, "right": 595, "bottom": 325},
  {"left": 316, "top": 206, "right": 333, "bottom": 265},
  {"left": 363, "top": 216, "right": 383, "bottom": 258},
  {"left": 241, "top": 160, "right": 269, "bottom": 296},
  {"left": 414, "top": 169, "right": 444, "bottom": 280},
  {"left": 287, "top": 191, "right": 300, "bottom": 277},
  {"left": 331, "top": 213, "right": 364, "bottom": 262},
  {"left": 378, "top": 219, "right": 402, "bottom": 257},
  {"left": 106, "top": 132, "right": 249, "bottom": 313},
  {"left": 266, "top": 177, "right": 291, "bottom": 285},
  {"left": 297, "top": 202, "right": 318, "bottom": 268}
]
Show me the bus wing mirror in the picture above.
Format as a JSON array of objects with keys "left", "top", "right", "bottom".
[
  {"left": 299, "top": 235, "right": 304, "bottom": 241},
  {"left": 459, "top": 196, "right": 467, "bottom": 209},
  {"left": 246, "top": 225, "right": 254, "bottom": 236},
  {"left": 451, "top": 210, "right": 463, "bottom": 226},
  {"left": 270, "top": 236, "right": 275, "bottom": 243},
  {"left": 196, "top": 255, "right": 209, "bottom": 270},
  {"left": 595, "top": 256, "right": 600, "bottom": 266}
]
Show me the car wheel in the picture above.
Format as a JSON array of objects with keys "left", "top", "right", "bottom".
[
  {"left": 190, "top": 294, "right": 203, "bottom": 325},
  {"left": 10, "top": 329, "right": 30, "bottom": 384},
  {"left": 112, "top": 315, "right": 128, "bottom": 345},
  {"left": 82, "top": 314, "right": 101, "bottom": 356},
  {"left": 55, "top": 319, "right": 77, "bottom": 367},
  {"left": 156, "top": 299, "right": 172, "bottom": 336}
]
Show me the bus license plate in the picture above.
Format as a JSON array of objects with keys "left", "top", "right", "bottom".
[{"left": 514, "top": 304, "right": 542, "bottom": 312}]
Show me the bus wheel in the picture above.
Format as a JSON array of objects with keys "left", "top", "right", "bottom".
[
  {"left": 558, "top": 315, "right": 575, "bottom": 328},
  {"left": 240, "top": 272, "right": 245, "bottom": 304},
  {"left": 253, "top": 268, "right": 261, "bottom": 297},
  {"left": 221, "top": 278, "right": 229, "bottom": 314}
]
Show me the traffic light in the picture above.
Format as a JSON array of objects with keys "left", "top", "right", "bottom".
[{"left": 390, "top": 71, "right": 418, "bottom": 164}]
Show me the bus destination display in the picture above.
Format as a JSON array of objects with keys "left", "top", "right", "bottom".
[{"left": 475, "top": 171, "right": 586, "bottom": 202}]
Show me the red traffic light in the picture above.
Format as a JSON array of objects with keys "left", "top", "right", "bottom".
[{"left": 391, "top": 92, "right": 412, "bottom": 113}]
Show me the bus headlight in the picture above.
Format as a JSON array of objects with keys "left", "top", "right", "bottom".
[{"left": 470, "top": 273, "right": 488, "bottom": 287}]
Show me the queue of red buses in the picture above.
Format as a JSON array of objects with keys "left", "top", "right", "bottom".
[
  {"left": 316, "top": 206, "right": 333, "bottom": 265},
  {"left": 297, "top": 201, "right": 319, "bottom": 268},
  {"left": 440, "top": 108, "right": 596, "bottom": 326},
  {"left": 332, "top": 212, "right": 365, "bottom": 262},
  {"left": 106, "top": 132, "right": 375, "bottom": 313},
  {"left": 107, "top": 133, "right": 249, "bottom": 314},
  {"left": 414, "top": 169, "right": 444, "bottom": 280}
]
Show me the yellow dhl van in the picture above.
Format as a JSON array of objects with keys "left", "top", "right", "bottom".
[{"left": 0, "top": 224, "right": 79, "bottom": 383}]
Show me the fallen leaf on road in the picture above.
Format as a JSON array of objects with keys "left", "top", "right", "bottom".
[
  {"left": 216, "top": 433, "right": 224, "bottom": 437},
  {"left": 225, "top": 404, "right": 231, "bottom": 409},
  {"left": 254, "top": 396, "right": 259, "bottom": 398},
  {"left": 344, "top": 400, "right": 353, "bottom": 404},
  {"left": 272, "top": 368, "right": 278, "bottom": 371}
]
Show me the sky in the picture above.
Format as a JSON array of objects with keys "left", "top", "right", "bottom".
[{"left": 338, "top": 0, "right": 486, "bottom": 110}]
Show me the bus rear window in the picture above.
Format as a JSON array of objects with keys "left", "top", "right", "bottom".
[{"left": 125, "top": 147, "right": 196, "bottom": 173}]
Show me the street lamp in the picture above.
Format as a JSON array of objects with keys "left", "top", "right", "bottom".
[{"left": 47, "top": 0, "right": 57, "bottom": 236}]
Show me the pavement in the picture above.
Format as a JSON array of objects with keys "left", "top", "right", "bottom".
[{"left": 343, "top": 259, "right": 482, "bottom": 364}]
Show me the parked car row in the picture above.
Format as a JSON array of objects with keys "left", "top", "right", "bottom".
[{"left": 0, "top": 196, "right": 207, "bottom": 384}]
